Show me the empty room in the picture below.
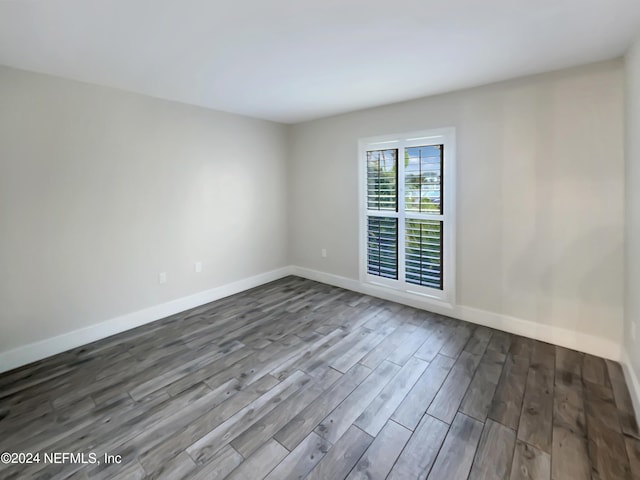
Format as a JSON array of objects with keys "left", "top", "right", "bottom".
[{"left": 1, "top": 0, "right": 640, "bottom": 479}]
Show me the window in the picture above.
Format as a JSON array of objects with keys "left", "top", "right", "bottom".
[{"left": 359, "top": 128, "right": 455, "bottom": 304}]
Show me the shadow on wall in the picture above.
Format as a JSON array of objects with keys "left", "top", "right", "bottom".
[
  {"left": 495, "top": 80, "right": 623, "bottom": 342},
  {"left": 506, "top": 226, "right": 623, "bottom": 339}
]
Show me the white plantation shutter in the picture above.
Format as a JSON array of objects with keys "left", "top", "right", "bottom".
[
  {"left": 405, "top": 219, "right": 442, "bottom": 289},
  {"left": 404, "top": 144, "right": 443, "bottom": 290},
  {"left": 367, "top": 216, "right": 398, "bottom": 279},
  {"left": 366, "top": 149, "right": 399, "bottom": 279},
  {"left": 363, "top": 134, "right": 450, "bottom": 298},
  {"left": 366, "top": 149, "right": 397, "bottom": 211}
]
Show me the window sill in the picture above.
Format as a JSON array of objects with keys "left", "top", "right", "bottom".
[{"left": 362, "top": 278, "right": 455, "bottom": 313}]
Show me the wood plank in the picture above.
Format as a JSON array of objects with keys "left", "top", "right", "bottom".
[
  {"left": 531, "top": 341, "right": 555, "bottom": 371},
  {"left": 582, "top": 374, "right": 633, "bottom": 479},
  {"left": 135, "top": 376, "right": 280, "bottom": 474},
  {"left": 86, "top": 380, "right": 253, "bottom": 478},
  {"left": 469, "top": 419, "right": 516, "bottom": 480},
  {"left": 440, "top": 323, "right": 475, "bottom": 358},
  {"left": 186, "top": 371, "right": 311, "bottom": 465},
  {"left": 264, "top": 432, "right": 330, "bottom": 480},
  {"left": 387, "top": 414, "right": 449, "bottom": 480},
  {"left": 487, "top": 330, "right": 512, "bottom": 355},
  {"left": 626, "top": 437, "right": 640, "bottom": 479},
  {"left": 306, "top": 425, "right": 373, "bottom": 480},
  {"left": 488, "top": 352, "right": 530, "bottom": 430},
  {"left": 586, "top": 397, "right": 633, "bottom": 480},
  {"left": 164, "top": 347, "right": 253, "bottom": 397},
  {"left": 346, "top": 420, "right": 411, "bottom": 480},
  {"left": 414, "top": 322, "right": 453, "bottom": 362},
  {"left": 0, "top": 393, "right": 52, "bottom": 427},
  {"left": 509, "top": 336, "right": 533, "bottom": 359},
  {"left": 460, "top": 349, "right": 506, "bottom": 422},
  {"left": 587, "top": 423, "right": 632, "bottom": 479},
  {"left": 22, "top": 385, "right": 204, "bottom": 479},
  {"left": 145, "top": 451, "right": 196, "bottom": 480},
  {"left": 108, "top": 462, "right": 146, "bottom": 480},
  {"left": 386, "top": 326, "right": 431, "bottom": 365},
  {"left": 606, "top": 359, "right": 640, "bottom": 439},
  {"left": 330, "top": 323, "right": 397, "bottom": 373},
  {"left": 358, "top": 323, "right": 418, "bottom": 369},
  {"left": 66, "top": 469, "right": 90, "bottom": 480},
  {"left": 553, "top": 376, "right": 586, "bottom": 437},
  {"left": 391, "top": 354, "right": 455, "bottom": 430},
  {"left": 517, "top": 356, "right": 554, "bottom": 453},
  {"left": 230, "top": 369, "right": 340, "bottom": 457},
  {"left": 583, "top": 380, "right": 622, "bottom": 435},
  {"left": 555, "top": 346, "right": 582, "bottom": 377},
  {"left": 427, "top": 350, "right": 482, "bottom": 424},
  {"left": 509, "top": 440, "right": 551, "bottom": 480},
  {"left": 551, "top": 425, "right": 590, "bottom": 480},
  {"left": 428, "top": 413, "right": 484, "bottom": 480},
  {"left": 300, "top": 327, "right": 372, "bottom": 375},
  {"left": 582, "top": 354, "right": 611, "bottom": 387},
  {"left": 54, "top": 347, "right": 200, "bottom": 407},
  {"left": 231, "top": 335, "right": 314, "bottom": 385},
  {"left": 0, "top": 395, "right": 94, "bottom": 449},
  {"left": 188, "top": 445, "right": 243, "bottom": 480},
  {"left": 315, "top": 360, "right": 400, "bottom": 444},
  {"left": 354, "top": 356, "right": 428, "bottom": 436},
  {"left": 269, "top": 328, "right": 346, "bottom": 380},
  {"left": 184, "top": 310, "right": 273, "bottom": 351},
  {"left": 464, "top": 326, "right": 493, "bottom": 356},
  {"left": 225, "top": 440, "right": 288, "bottom": 480},
  {"left": 331, "top": 305, "right": 386, "bottom": 332},
  {"left": 273, "top": 363, "right": 371, "bottom": 450}
]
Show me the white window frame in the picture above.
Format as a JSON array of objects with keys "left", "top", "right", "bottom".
[{"left": 358, "top": 127, "right": 456, "bottom": 308}]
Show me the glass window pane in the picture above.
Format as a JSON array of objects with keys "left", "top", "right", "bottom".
[
  {"left": 367, "top": 149, "right": 398, "bottom": 211},
  {"left": 405, "top": 219, "right": 442, "bottom": 289},
  {"left": 404, "top": 145, "right": 442, "bottom": 213}
]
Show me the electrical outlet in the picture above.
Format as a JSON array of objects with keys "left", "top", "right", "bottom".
[
  {"left": 632, "top": 322, "right": 637, "bottom": 342},
  {"left": 321, "top": 248, "right": 327, "bottom": 258},
  {"left": 159, "top": 272, "right": 167, "bottom": 284},
  {"left": 194, "top": 261, "right": 202, "bottom": 273}
]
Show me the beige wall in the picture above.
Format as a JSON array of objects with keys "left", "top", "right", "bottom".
[
  {"left": 0, "top": 66, "right": 288, "bottom": 353},
  {"left": 288, "top": 60, "right": 625, "bottom": 348},
  {"left": 625, "top": 40, "right": 640, "bottom": 389},
  {"left": 0, "top": 59, "right": 628, "bottom": 365}
]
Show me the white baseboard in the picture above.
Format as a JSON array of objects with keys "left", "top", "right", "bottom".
[
  {"left": 291, "top": 266, "right": 622, "bottom": 361},
  {"left": 0, "top": 264, "right": 623, "bottom": 375},
  {"left": 455, "top": 305, "right": 621, "bottom": 361},
  {"left": 621, "top": 349, "right": 640, "bottom": 419},
  {"left": 291, "top": 266, "right": 457, "bottom": 315},
  {"left": 0, "top": 266, "right": 294, "bottom": 374}
]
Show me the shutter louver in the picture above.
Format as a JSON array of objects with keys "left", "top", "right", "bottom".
[
  {"left": 367, "top": 216, "right": 398, "bottom": 279},
  {"left": 405, "top": 219, "right": 443, "bottom": 289},
  {"left": 366, "top": 148, "right": 399, "bottom": 280},
  {"left": 405, "top": 145, "right": 442, "bottom": 214},
  {"left": 367, "top": 149, "right": 397, "bottom": 211}
]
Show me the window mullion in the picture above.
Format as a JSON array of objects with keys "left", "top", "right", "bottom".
[
  {"left": 366, "top": 210, "right": 399, "bottom": 218},
  {"left": 398, "top": 145, "right": 406, "bottom": 285},
  {"left": 405, "top": 212, "right": 443, "bottom": 221}
]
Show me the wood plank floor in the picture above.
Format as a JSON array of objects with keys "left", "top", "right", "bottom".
[{"left": 1, "top": 276, "right": 638, "bottom": 479}]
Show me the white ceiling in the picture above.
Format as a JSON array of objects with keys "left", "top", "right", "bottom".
[{"left": 1, "top": 0, "right": 639, "bottom": 124}]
